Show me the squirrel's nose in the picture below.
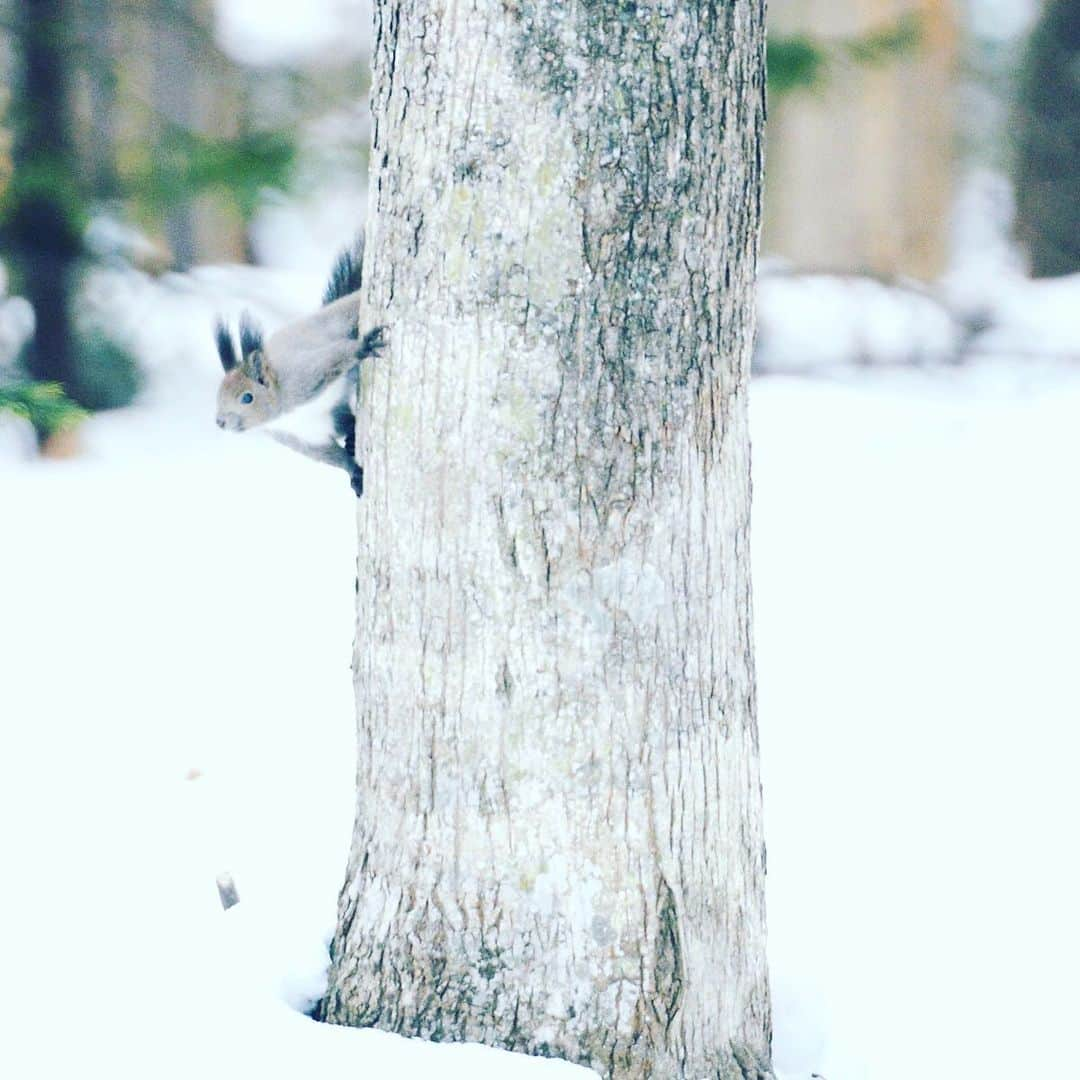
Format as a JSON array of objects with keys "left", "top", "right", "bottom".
[{"left": 216, "top": 418, "right": 226, "bottom": 429}]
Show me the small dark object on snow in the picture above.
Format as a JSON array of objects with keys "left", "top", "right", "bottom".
[{"left": 216, "top": 872, "right": 239, "bottom": 911}]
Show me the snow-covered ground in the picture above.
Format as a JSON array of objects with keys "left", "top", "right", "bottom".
[
  {"left": 0, "top": 302, "right": 596, "bottom": 1078},
  {"left": 3, "top": 264, "right": 1080, "bottom": 1078},
  {"left": 754, "top": 366, "right": 1080, "bottom": 1079}
]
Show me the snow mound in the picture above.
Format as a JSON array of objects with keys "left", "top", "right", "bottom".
[
  {"left": 756, "top": 269, "right": 965, "bottom": 373},
  {"left": 0, "top": 294, "right": 34, "bottom": 365},
  {"left": 966, "top": 272, "right": 1080, "bottom": 363}
]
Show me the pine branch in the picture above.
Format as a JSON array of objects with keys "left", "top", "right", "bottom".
[{"left": 0, "top": 379, "right": 87, "bottom": 435}]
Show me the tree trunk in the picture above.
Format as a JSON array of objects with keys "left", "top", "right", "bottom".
[
  {"left": 9, "top": 0, "right": 81, "bottom": 398},
  {"left": 322, "top": 3, "right": 770, "bottom": 1077},
  {"left": 1013, "top": 0, "right": 1080, "bottom": 278}
]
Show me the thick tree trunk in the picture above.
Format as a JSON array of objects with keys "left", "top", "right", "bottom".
[{"left": 322, "top": 3, "right": 770, "bottom": 1077}]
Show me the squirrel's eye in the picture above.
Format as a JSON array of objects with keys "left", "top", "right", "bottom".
[{"left": 240, "top": 392, "right": 254, "bottom": 405}]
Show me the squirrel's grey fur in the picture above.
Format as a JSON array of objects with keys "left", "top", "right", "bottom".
[{"left": 214, "top": 232, "right": 384, "bottom": 497}]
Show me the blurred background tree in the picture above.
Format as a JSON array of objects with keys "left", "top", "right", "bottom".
[
  {"left": 1, "top": 0, "right": 85, "bottom": 405},
  {"left": 0, "top": 0, "right": 368, "bottom": 439},
  {"left": 0, "top": 0, "right": 1071, "bottom": 452},
  {"left": 763, "top": 0, "right": 954, "bottom": 280},
  {"left": 1013, "top": 0, "right": 1080, "bottom": 277}
]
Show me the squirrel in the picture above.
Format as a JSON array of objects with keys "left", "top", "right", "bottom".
[{"left": 214, "top": 233, "right": 386, "bottom": 497}]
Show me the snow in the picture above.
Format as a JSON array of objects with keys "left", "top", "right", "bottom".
[
  {"left": 249, "top": 183, "right": 370, "bottom": 282},
  {"left": 756, "top": 269, "right": 965, "bottom": 372},
  {"left": 0, "top": 294, "right": 34, "bottom": 366},
  {"left": 964, "top": 0, "right": 1039, "bottom": 42},
  {"left": 967, "top": 273, "right": 1080, "bottom": 363},
  {"left": 0, "top": 287, "right": 596, "bottom": 1077},
  {"left": 754, "top": 368, "right": 1080, "bottom": 1079},
  {"left": 756, "top": 169, "right": 1080, "bottom": 376},
  {"left": 3, "top": 263, "right": 1080, "bottom": 1079}
]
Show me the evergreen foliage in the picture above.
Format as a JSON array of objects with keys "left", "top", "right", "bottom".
[
  {"left": 842, "top": 14, "right": 921, "bottom": 67},
  {"left": 64, "top": 331, "right": 142, "bottom": 411},
  {"left": 118, "top": 125, "right": 297, "bottom": 227},
  {"left": 767, "top": 34, "right": 827, "bottom": 96},
  {"left": 767, "top": 14, "right": 922, "bottom": 99},
  {"left": 0, "top": 377, "right": 86, "bottom": 436}
]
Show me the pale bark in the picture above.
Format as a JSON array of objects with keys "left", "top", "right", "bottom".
[{"left": 322, "top": 2, "right": 770, "bottom": 1077}]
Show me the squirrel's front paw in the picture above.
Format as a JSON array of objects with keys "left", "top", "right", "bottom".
[
  {"left": 357, "top": 325, "right": 387, "bottom": 361},
  {"left": 350, "top": 465, "right": 365, "bottom": 498}
]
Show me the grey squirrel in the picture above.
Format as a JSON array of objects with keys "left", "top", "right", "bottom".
[{"left": 214, "top": 233, "right": 385, "bottom": 496}]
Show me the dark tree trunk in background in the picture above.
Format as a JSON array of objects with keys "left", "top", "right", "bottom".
[
  {"left": 1014, "top": 0, "right": 1080, "bottom": 277},
  {"left": 6, "top": 0, "right": 81, "bottom": 399},
  {"left": 321, "top": 2, "right": 771, "bottom": 1077}
]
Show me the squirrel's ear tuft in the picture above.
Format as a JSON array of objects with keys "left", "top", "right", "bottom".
[
  {"left": 239, "top": 311, "right": 264, "bottom": 361},
  {"left": 214, "top": 319, "right": 237, "bottom": 372}
]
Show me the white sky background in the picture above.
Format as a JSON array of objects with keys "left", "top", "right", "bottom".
[
  {"left": 215, "top": 0, "right": 1044, "bottom": 59},
  {"left": 214, "top": 0, "right": 374, "bottom": 66}
]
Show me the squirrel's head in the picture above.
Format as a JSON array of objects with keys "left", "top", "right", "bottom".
[{"left": 214, "top": 314, "right": 278, "bottom": 432}]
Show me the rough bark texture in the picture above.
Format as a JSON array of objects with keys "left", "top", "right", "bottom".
[{"left": 322, "top": 2, "right": 770, "bottom": 1077}]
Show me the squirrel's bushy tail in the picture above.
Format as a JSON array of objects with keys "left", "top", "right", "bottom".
[{"left": 322, "top": 231, "right": 365, "bottom": 306}]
